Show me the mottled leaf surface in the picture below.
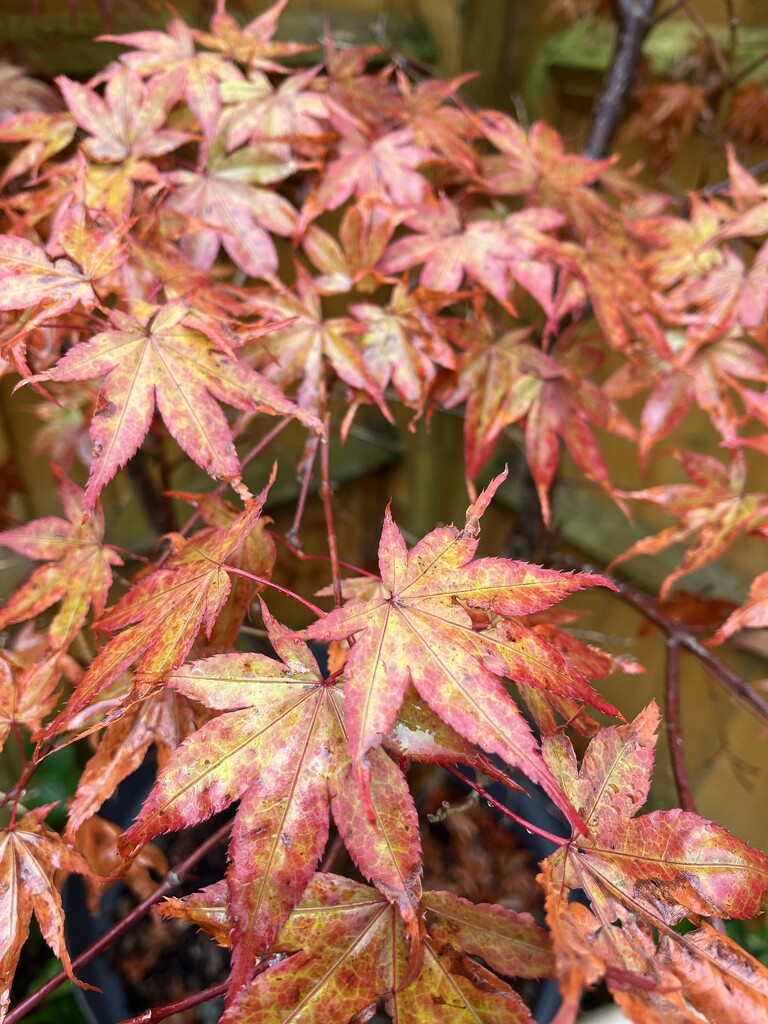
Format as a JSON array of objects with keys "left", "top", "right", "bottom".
[
  {"left": 306, "top": 472, "right": 613, "bottom": 829},
  {"left": 540, "top": 704, "right": 768, "bottom": 1021}
]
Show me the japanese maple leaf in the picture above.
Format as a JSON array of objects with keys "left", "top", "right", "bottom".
[
  {"left": 66, "top": 688, "right": 210, "bottom": 843},
  {"left": 0, "top": 234, "right": 100, "bottom": 372},
  {"left": 605, "top": 334, "right": 768, "bottom": 464},
  {"left": 611, "top": 451, "right": 768, "bottom": 598},
  {"left": 57, "top": 68, "right": 186, "bottom": 163},
  {"left": 0, "top": 62, "right": 60, "bottom": 118},
  {"left": 74, "top": 815, "right": 168, "bottom": 915},
  {"left": 302, "top": 197, "right": 407, "bottom": 295},
  {"left": 524, "top": 360, "right": 636, "bottom": 527},
  {"left": 396, "top": 70, "right": 480, "bottom": 171},
  {"left": 380, "top": 199, "right": 563, "bottom": 315},
  {"left": 0, "top": 629, "right": 76, "bottom": 754},
  {"left": 726, "top": 379, "right": 768, "bottom": 460},
  {"left": 553, "top": 234, "right": 670, "bottom": 356},
  {"left": 160, "top": 873, "right": 550, "bottom": 1024},
  {"left": 350, "top": 281, "right": 456, "bottom": 412},
  {"left": 321, "top": 32, "right": 397, "bottom": 127},
  {"left": 624, "top": 81, "right": 710, "bottom": 172},
  {"left": 0, "top": 112, "right": 76, "bottom": 187},
  {"left": 0, "top": 474, "right": 121, "bottom": 650},
  {"left": 0, "top": 806, "right": 90, "bottom": 1023},
  {"left": 305, "top": 471, "right": 615, "bottom": 830},
  {"left": 709, "top": 571, "right": 768, "bottom": 646},
  {"left": 28, "top": 299, "right": 316, "bottom": 516},
  {"left": 192, "top": 0, "right": 315, "bottom": 72},
  {"left": 298, "top": 123, "right": 433, "bottom": 231},
  {"left": 221, "top": 64, "right": 331, "bottom": 152},
  {"left": 449, "top": 332, "right": 634, "bottom": 521},
  {"left": 170, "top": 489, "right": 277, "bottom": 649},
  {"left": 248, "top": 269, "right": 391, "bottom": 422},
  {"left": 57, "top": 68, "right": 189, "bottom": 219},
  {"left": 539, "top": 703, "right": 768, "bottom": 1022},
  {"left": 166, "top": 140, "right": 298, "bottom": 279},
  {"left": 49, "top": 177, "right": 129, "bottom": 287},
  {"left": 100, "top": 16, "right": 242, "bottom": 141},
  {"left": 120, "top": 607, "right": 422, "bottom": 1004},
  {"left": 478, "top": 113, "right": 616, "bottom": 235},
  {"left": 444, "top": 326, "right": 538, "bottom": 479},
  {"left": 44, "top": 477, "right": 275, "bottom": 737}
]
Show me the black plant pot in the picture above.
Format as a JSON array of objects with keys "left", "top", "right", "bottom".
[{"left": 64, "top": 763, "right": 158, "bottom": 1024}]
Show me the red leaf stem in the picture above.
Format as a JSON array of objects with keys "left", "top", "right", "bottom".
[
  {"left": 116, "top": 980, "right": 229, "bottom": 1024},
  {"left": 219, "top": 564, "right": 325, "bottom": 617},
  {"left": 444, "top": 764, "right": 568, "bottom": 849}
]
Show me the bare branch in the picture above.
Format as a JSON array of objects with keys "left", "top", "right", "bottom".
[{"left": 585, "top": 0, "right": 660, "bottom": 159}]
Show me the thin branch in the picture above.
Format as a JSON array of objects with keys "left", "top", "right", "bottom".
[
  {"left": 664, "top": 637, "right": 696, "bottom": 813},
  {"left": 220, "top": 564, "right": 325, "bottom": 618},
  {"left": 706, "top": 156, "right": 768, "bottom": 194},
  {"left": 319, "top": 402, "right": 342, "bottom": 609},
  {"left": 679, "top": 0, "right": 730, "bottom": 80},
  {"left": 585, "top": 0, "right": 660, "bottom": 160},
  {"left": 598, "top": 573, "right": 768, "bottom": 728},
  {"left": 319, "top": 833, "right": 346, "bottom": 873},
  {"left": 117, "top": 981, "right": 228, "bottom": 1024},
  {"left": 443, "top": 765, "right": 568, "bottom": 849},
  {"left": 724, "top": 0, "right": 739, "bottom": 71},
  {"left": 7, "top": 819, "right": 234, "bottom": 1024},
  {"left": 271, "top": 531, "right": 379, "bottom": 580},
  {"left": 654, "top": 0, "right": 683, "bottom": 23},
  {"left": 288, "top": 434, "right": 320, "bottom": 548},
  {"left": 729, "top": 47, "right": 768, "bottom": 89}
]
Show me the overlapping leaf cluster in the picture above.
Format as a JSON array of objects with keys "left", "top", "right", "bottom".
[{"left": 0, "top": 2, "right": 767, "bottom": 1022}]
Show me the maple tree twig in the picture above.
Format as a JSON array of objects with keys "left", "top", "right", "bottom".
[
  {"left": 116, "top": 980, "right": 229, "bottom": 1024},
  {"left": 706, "top": 156, "right": 768, "bottom": 194},
  {"left": 319, "top": 399, "right": 342, "bottom": 609},
  {"left": 664, "top": 637, "right": 696, "bottom": 813},
  {"left": 654, "top": 0, "right": 683, "bottom": 23},
  {"left": 612, "top": 578, "right": 768, "bottom": 728},
  {"left": 584, "top": 0, "right": 660, "bottom": 159},
  {"left": 723, "top": 0, "right": 738, "bottom": 70},
  {"left": 664, "top": 637, "right": 727, "bottom": 937},
  {"left": 319, "top": 832, "right": 346, "bottom": 873},
  {"left": 288, "top": 433, "right": 320, "bottom": 548},
  {"left": 444, "top": 765, "right": 568, "bottom": 849},
  {"left": 10, "top": 723, "right": 28, "bottom": 769},
  {"left": 553, "top": 556, "right": 768, "bottom": 727},
  {"left": 6, "top": 818, "right": 234, "bottom": 1024},
  {"left": 177, "top": 416, "right": 292, "bottom": 540},
  {"left": 271, "top": 531, "right": 379, "bottom": 579},
  {"left": 729, "top": 48, "right": 768, "bottom": 88},
  {"left": 679, "top": 0, "right": 730, "bottom": 80}
]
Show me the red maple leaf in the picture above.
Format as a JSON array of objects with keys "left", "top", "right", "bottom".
[
  {"left": 612, "top": 451, "right": 768, "bottom": 598},
  {"left": 44, "top": 475, "right": 276, "bottom": 737},
  {"left": 0, "top": 473, "right": 121, "bottom": 649},
  {"left": 380, "top": 199, "right": 562, "bottom": 314},
  {"left": 120, "top": 606, "right": 423, "bottom": 1003},
  {"left": 0, "top": 807, "right": 91, "bottom": 1021},
  {"left": 29, "top": 299, "right": 317, "bottom": 515},
  {"left": 160, "top": 873, "right": 551, "bottom": 1023},
  {"left": 540, "top": 704, "right": 768, "bottom": 1021},
  {"left": 305, "top": 471, "right": 617, "bottom": 830}
]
